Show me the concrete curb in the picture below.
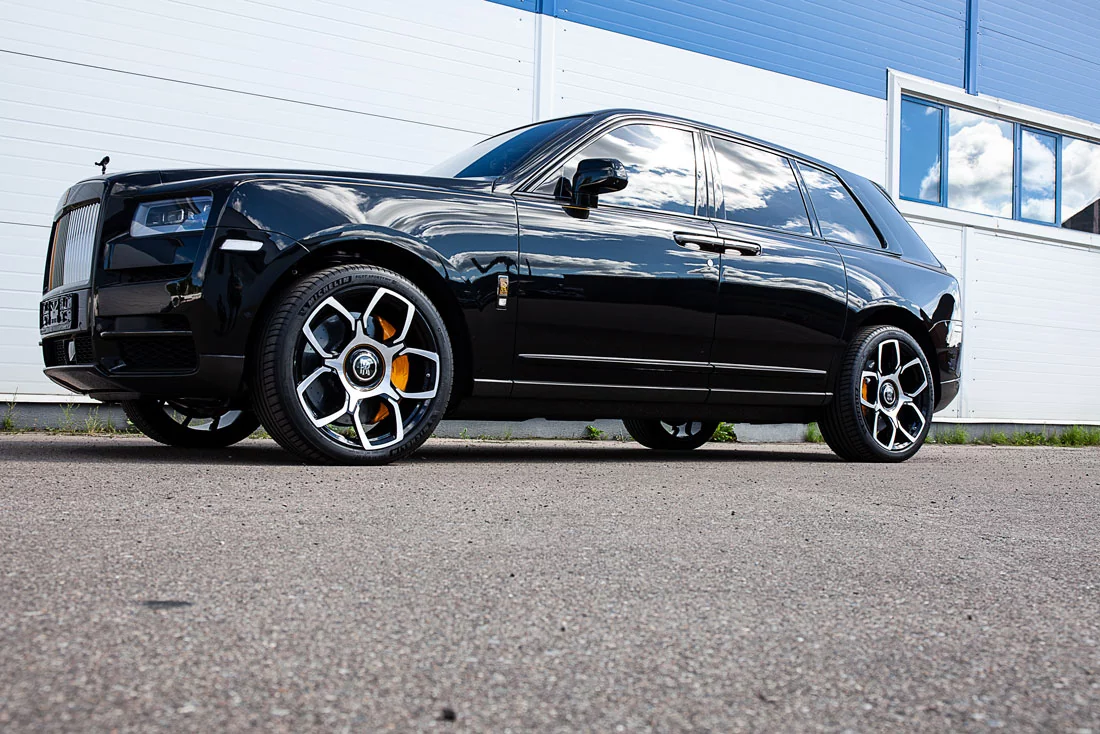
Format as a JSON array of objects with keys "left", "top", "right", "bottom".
[{"left": 2, "top": 401, "right": 1095, "bottom": 444}]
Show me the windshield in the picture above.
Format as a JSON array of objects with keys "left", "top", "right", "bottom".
[{"left": 426, "top": 116, "right": 587, "bottom": 179}]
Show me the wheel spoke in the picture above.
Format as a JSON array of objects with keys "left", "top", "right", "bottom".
[
  {"left": 395, "top": 347, "right": 440, "bottom": 400},
  {"left": 296, "top": 366, "right": 348, "bottom": 427},
  {"left": 353, "top": 395, "right": 404, "bottom": 450},
  {"left": 363, "top": 288, "right": 417, "bottom": 345},
  {"left": 303, "top": 297, "right": 358, "bottom": 358}
]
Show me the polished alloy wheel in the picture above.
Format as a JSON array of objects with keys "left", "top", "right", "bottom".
[
  {"left": 253, "top": 264, "right": 452, "bottom": 465},
  {"left": 665, "top": 420, "right": 707, "bottom": 439},
  {"left": 161, "top": 401, "right": 246, "bottom": 432},
  {"left": 121, "top": 398, "right": 260, "bottom": 448},
  {"left": 858, "top": 338, "right": 932, "bottom": 452},
  {"left": 622, "top": 417, "right": 718, "bottom": 450},
  {"left": 294, "top": 288, "right": 440, "bottom": 451},
  {"left": 819, "top": 325, "right": 935, "bottom": 462}
]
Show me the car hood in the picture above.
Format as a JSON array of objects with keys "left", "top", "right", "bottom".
[{"left": 94, "top": 168, "right": 497, "bottom": 197}]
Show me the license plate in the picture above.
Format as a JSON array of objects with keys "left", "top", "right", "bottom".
[{"left": 40, "top": 293, "right": 75, "bottom": 333}]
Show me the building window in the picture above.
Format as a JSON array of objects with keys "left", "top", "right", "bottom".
[
  {"left": 948, "top": 108, "right": 1013, "bottom": 218},
  {"left": 1019, "top": 128, "right": 1057, "bottom": 224},
  {"left": 899, "top": 94, "right": 1100, "bottom": 234},
  {"left": 899, "top": 98, "right": 942, "bottom": 204},
  {"left": 1061, "top": 137, "right": 1100, "bottom": 233}
]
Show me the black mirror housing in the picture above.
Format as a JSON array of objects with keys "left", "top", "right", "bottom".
[{"left": 570, "top": 158, "right": 628, "bottom": 208}]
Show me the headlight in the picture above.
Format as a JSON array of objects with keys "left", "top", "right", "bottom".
[{"left": 130, "top": 196, "right": 213, "bottom": 237}]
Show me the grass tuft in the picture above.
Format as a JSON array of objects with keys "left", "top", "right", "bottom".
[
  {"left": 2, "top": 395, "right": 16, "bottom": 432},
  {"left": 1056, "top": 425, "right": 1100, "bottom": 447},
  {"left": 933, "top": 425, "right": 970, "bottom": 445},
  {"left": 582, "top": 425, "right": 606, "bottom": 440},
  {"left": 711, "top": 422, "right": 737, "bottom": 443},
  {"left": 804, "top": 422, "right": 823, "bottom": 444}
]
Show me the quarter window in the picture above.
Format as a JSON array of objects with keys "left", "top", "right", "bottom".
[
  {"left": 797, "top": 165, "right": 881, "bottom": 248},
  {"left": 536, "top": 124, "right": 697, "bottom": 215},
  {"left": 711, "top": 137, "right": 812, "bottom": 235}
]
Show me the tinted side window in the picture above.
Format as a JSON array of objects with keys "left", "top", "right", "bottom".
[
  {"left": 798, "top": 165, "right": 881, "bottom": 248},
  {"left": 535, "top": 124, "right": 697, "bottom": 215},
  {"left": 711, "top": 137, "right": 812, "bottom": 235}
]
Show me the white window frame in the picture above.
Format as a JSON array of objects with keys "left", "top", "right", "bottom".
[{"left": 887, "top": 70, "right": 1100, "bottom": 251}]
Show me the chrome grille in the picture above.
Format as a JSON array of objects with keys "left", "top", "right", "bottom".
[{"left": 48, "top": 202, "right": 100, "bottom": 291}]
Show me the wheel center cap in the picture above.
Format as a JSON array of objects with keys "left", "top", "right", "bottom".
[
  {"left": 346, "top": 347, "right": 383, "bottom": 388},
  {"left": 881, "top": 381, "right": 898, "bottom": 407}
]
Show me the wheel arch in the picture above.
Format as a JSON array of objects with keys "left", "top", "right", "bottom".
[
  {"left": 248, "top": 236, "right": 474, "bottom": 407},
  {"left": 845, "top": 304, "right": 940, "bottom": 400}
]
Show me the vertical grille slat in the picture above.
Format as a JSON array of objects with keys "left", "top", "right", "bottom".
[{"left": 47, "top": 202, "right": 99, "bottom": 291}]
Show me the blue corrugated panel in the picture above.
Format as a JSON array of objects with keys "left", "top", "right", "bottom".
[
  {"left": 979, "top": 0, "right": 1100, "bottom": 125},
  {"left": 490, "top": 0, "right": 966, "bottom": 98}
]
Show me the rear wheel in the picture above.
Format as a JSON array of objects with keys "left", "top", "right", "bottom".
[
  {"left": 252, "top": 264, "right": 452, "bottom": 465},
  {"left": 821, "top": 325, "right": 935, "bottom": 462},
  {"left": 122, "top": 399, "right": 259, "bottom": 448},
  {"left": 622, "top": 418, "right": 718, "bottom": 451}
]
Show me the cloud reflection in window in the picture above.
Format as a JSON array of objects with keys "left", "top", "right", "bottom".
[
  {"left": 539, "top": 124, "right": 697, "bottom": 215},
  {"left": 1020, "top": 129, "right": 1056, "bottom": 223},
  {"left": 1061, "top": 137, "right": 1100, "bottom": 230},
  {"left": 947, "top": 109, "right": 1013, "bottom": 217},
  {"left": 712, "top": 138, "right": 811, "bottom": 235}
]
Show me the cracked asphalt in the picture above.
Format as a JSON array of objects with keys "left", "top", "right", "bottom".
[{"left": 0, "top": 434, "right": 1098, "bottom": 732}]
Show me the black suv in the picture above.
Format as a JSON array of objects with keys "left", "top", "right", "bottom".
[{"left": 40, "top": 110, "right": 961, "bottom": 464}]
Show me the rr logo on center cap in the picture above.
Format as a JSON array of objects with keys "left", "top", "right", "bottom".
[{"left": 350, "top": 351, "right": 380, "bottom": 383}]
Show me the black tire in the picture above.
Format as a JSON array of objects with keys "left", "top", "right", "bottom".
[
  {"left": 122, "top": 399, "right": 260, "bottom": 449},
  {"left": 814, "top": 415, "right": 857, "bottom": 461},
  {"left": 821, "top": 325, "right": 935, "bottom": 462},
  {"left": 252, "top": 264, "right": 452, "bottom": 465},
  {"left": 622, "top": 418, "right": 718, "bottom": 450}
]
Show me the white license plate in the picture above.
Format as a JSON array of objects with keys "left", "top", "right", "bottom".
[{"left": 40, "top": 293, "right": 75, "bottom": 333}]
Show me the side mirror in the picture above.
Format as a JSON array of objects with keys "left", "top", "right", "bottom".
[{"left": 570, "top": 158, "right": 628, "bottom": 208}]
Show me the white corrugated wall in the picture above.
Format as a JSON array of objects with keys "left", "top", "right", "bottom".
[{"left": 2, "top": 0, "right": 1097, "bottom": 423}]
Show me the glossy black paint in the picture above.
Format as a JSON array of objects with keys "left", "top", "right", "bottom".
[{"left": 40, "top": 110, "right": 961, "bottom": 422}]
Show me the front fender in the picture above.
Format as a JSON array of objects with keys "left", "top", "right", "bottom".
[{"left": 214, "top": 177, "right": 521, "bottom": 389}]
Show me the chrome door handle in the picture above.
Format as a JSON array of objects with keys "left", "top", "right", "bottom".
[
  {"left": 673, "top": 232, "right": 726, "bottom": 253},
  {"left": 722, "top": 238, "right": 761, "bottom": 256}
]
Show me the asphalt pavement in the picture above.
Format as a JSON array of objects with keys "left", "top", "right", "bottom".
[{"left": 0, "top": 435, "right": 1098, "bottom": 732}]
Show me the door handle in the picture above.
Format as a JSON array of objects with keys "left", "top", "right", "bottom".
[
  {"left": 721, "top": 238, "right": 761, "bottom": 256},
  {"left": 673, "top": 232, "right": 726, "bottom": 253}
]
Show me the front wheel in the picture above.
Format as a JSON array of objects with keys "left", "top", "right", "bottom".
[
  {"left": 820, "top": 325, "right": 935, "bottom": 462},
  {"left": 252, "top": 265, "right": 453, "bottom": 465},
  {"left": 121, "top": 399, "right": 260, "bottom": 448},
  {"left": 622, "top": 418, "right": 718, "bottom": 450}
]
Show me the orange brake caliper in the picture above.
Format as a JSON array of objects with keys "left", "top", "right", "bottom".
[{"left": 372, "top": 317, "right": 409, "bottom": 422}]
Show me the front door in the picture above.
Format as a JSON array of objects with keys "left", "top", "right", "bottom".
[
  {"left": 512, "top": 123, "right": 719, "bottom": 403},
  {"left": 703, "top": 134, "right": 849, "bottom": 404}
]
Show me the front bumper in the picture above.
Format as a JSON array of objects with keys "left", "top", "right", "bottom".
[
  {"left": 39, "top": 273, "right": 247, "bottom": 402},
  {"left": 43, "top": 355, "right": 245, "bottom": 402}
]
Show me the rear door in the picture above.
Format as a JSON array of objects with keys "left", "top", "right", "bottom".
[
  {"left": 704, "top": 134, "right": 848, "bottom": 404},
  {"left": 511, "top": 122, "right": 720, "bottom": 403}
]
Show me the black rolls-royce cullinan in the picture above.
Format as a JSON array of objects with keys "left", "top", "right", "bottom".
[{"left": 40, "top": 110, "right": 961, "bottom": 464}]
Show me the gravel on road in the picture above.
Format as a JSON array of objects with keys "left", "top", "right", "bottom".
[{"left": 0, "top": 435, "right": 1098, "bottom": 732}]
